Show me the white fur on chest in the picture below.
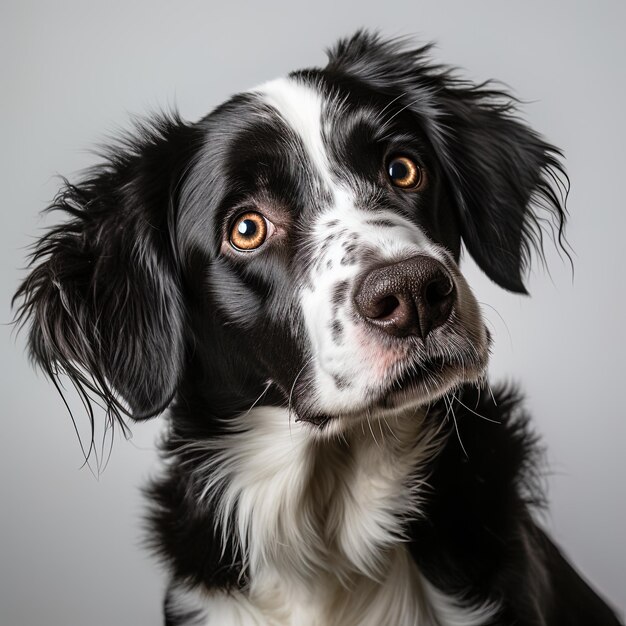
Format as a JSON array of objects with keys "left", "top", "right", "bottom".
[
  {"left": 171, "top": 549, "right": 494, "bottom": 626},
  {"left": 174, "top": 406, "right": 496, "bottom": 625}
]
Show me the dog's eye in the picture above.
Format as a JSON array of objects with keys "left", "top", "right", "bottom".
[
  {"left": 229, "top": 211, "right": 270, "bottom": 251},
  {"left": 387, "top": 156, "right": 426, "bottom": 190}
]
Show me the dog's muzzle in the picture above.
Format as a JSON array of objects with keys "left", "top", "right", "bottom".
[{"left": 353, "top": 255, "right": 455, "bottom": 339}]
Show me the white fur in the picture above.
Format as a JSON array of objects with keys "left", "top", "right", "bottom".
[
  {"left": 255, "top": 77, "right": 336, "bottom": 192},
  {"left": 300, "top": 194, "right": 443, "bottom": 415},
  {"left": 172, "top": 406, "right": 498, "bottom": 625}
]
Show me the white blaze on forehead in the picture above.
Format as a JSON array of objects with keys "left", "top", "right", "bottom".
[{"left": 254, "top": 77, "right": 335, "bottom": 192}]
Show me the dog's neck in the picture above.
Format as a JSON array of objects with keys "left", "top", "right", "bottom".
[
  {"left": 188, "top": 404, "right": 446, "bottom": 582},
  {"left": 164, "top": 395, "right": 505, "bottom": 625}
]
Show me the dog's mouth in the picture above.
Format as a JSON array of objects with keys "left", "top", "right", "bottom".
[
  {"left": 386, "top": 355, "right": 446, "bottom": 393},
  {"left": 310, "top": 351, "right": 486, "bottom": 431},
  {"left": 367, "top": 324, "right": 493, "bottom": 415},
  {"left": 365, "top": 345, "right": 489, "bottom": 416},
  {"left": 370, "top": 357, "right": 458, "bottom": 411},
  {"left": 310, "top": 353, "right": 483, "bottom": 431}
]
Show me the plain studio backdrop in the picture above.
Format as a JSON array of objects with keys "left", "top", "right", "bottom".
[{"left": 2, "top": 1, "right": 625, "bottom": 624}]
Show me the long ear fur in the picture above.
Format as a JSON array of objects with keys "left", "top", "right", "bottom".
[
  {"left": 428, "top": 81, "right": 569, "bottom": 293},
  {"left": 327, "top": 30, "right": 569, "bottom": 293},
  {"left": 13, "top": 114, "right": 201, "bottom": 432}
]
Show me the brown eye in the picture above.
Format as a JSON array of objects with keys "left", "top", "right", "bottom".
[
  {"left": 230, "top": 211, "right": 268, "bottom": 251},
  {"left": 387, "top": 156, "right": 426, "bottom": 190}
]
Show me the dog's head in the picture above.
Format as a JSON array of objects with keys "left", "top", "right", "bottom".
[{"left": 14, "top": 31, "right": 567, "bottom": 437}]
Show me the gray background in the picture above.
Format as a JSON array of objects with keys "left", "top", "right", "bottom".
[{"left": 2, "top": 1, "right": 625, "bottom": 624}]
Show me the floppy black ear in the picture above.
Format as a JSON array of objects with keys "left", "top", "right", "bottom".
[
  {"left": 432, "top": 85, "right": 568, "bottom": 293},
  {"left": 326, "top": 30, "right": 568, "bottom": 294},
  {"left": 13, "top": 114, "right": 200, "bottom": 424}
]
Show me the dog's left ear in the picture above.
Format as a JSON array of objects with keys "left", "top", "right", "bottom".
[
  {"left": 432, "top": 85, "right": 568, "bottom": 293},
  {"left": 327, "top": 31, "right": 568, "bottom": 294}
]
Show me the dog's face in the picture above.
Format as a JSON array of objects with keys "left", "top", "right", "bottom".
[
  {"left": 14, "top": 32, "right": 566, "bottom": 437},
  {"left": 183, "top": 76, "right": 488, "bottom": 429}
]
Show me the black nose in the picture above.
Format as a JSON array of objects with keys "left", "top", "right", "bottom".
[{"left": 353, "top": 256, "right": 456, "bottom": 339}]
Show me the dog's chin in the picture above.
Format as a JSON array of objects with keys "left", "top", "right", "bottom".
[{"left": 311, "top": 355, "right": 488, "bottom": 435}]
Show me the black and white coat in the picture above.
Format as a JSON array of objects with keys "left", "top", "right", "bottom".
[{"left": 15, "top": 31, "right": 622, "bottom": 625}]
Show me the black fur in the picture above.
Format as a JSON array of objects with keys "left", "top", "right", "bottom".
[
  {"left": 13, "top": 115, "right": 202, "bottom": 427},
  {"left": 324, "top": 31, "right": 569, "bottom": 293},
  {"left": 13, "top": 30, "right": 620, "bottom": 625},
  {"left": 410, "top": 385, "right": 620, "bottom": 625}
]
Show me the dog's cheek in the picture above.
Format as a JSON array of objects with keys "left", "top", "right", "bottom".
[
  {"left": 298, "top": 275, "right": 388, "bottom": 415},
  {"left": 447, "top": 266, "right": 490, "bottom": 355}
]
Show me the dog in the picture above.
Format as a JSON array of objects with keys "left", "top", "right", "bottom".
[{"left": 14, "top": 30, "right": 622, "bottom": 625}]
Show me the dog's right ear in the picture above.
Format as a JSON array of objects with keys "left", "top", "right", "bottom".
[{"left": 13, "top": 114, "right": 201, "bottom": 426}]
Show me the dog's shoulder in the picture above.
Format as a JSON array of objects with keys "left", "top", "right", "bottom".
[
  {"left": 408, "top": 383, "right": 542, "bottom": 590},
  {"left": 428, "top": 383, "right": 543, "bottom": 525},
  {"left": 409, "top": 384, "right": 622, "bottom": 625}
]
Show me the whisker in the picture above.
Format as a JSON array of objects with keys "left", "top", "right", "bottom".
[
  {"left": 244, "top": 380, "right": 272, "bottom": 416},
  {"left": 376, "top": 92, "right": 407, "bottom": 124},
  {"left": 452, "top": 392, "right": 501, "bottom": 424},
  {"left": 288, "top": 357, "right": 313, "bottom": 438},
  {"left": 365, "top": 404, "right": 381, "bottom": 449},
  {"left": 447, "top": 397, "right": 469, "bottom": 459},
  {"left": 485, "top": 380, "right": 498, "bottom": 407},
  {"left": 478, "top": 301, "right": 513, "bottom": 348}
]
